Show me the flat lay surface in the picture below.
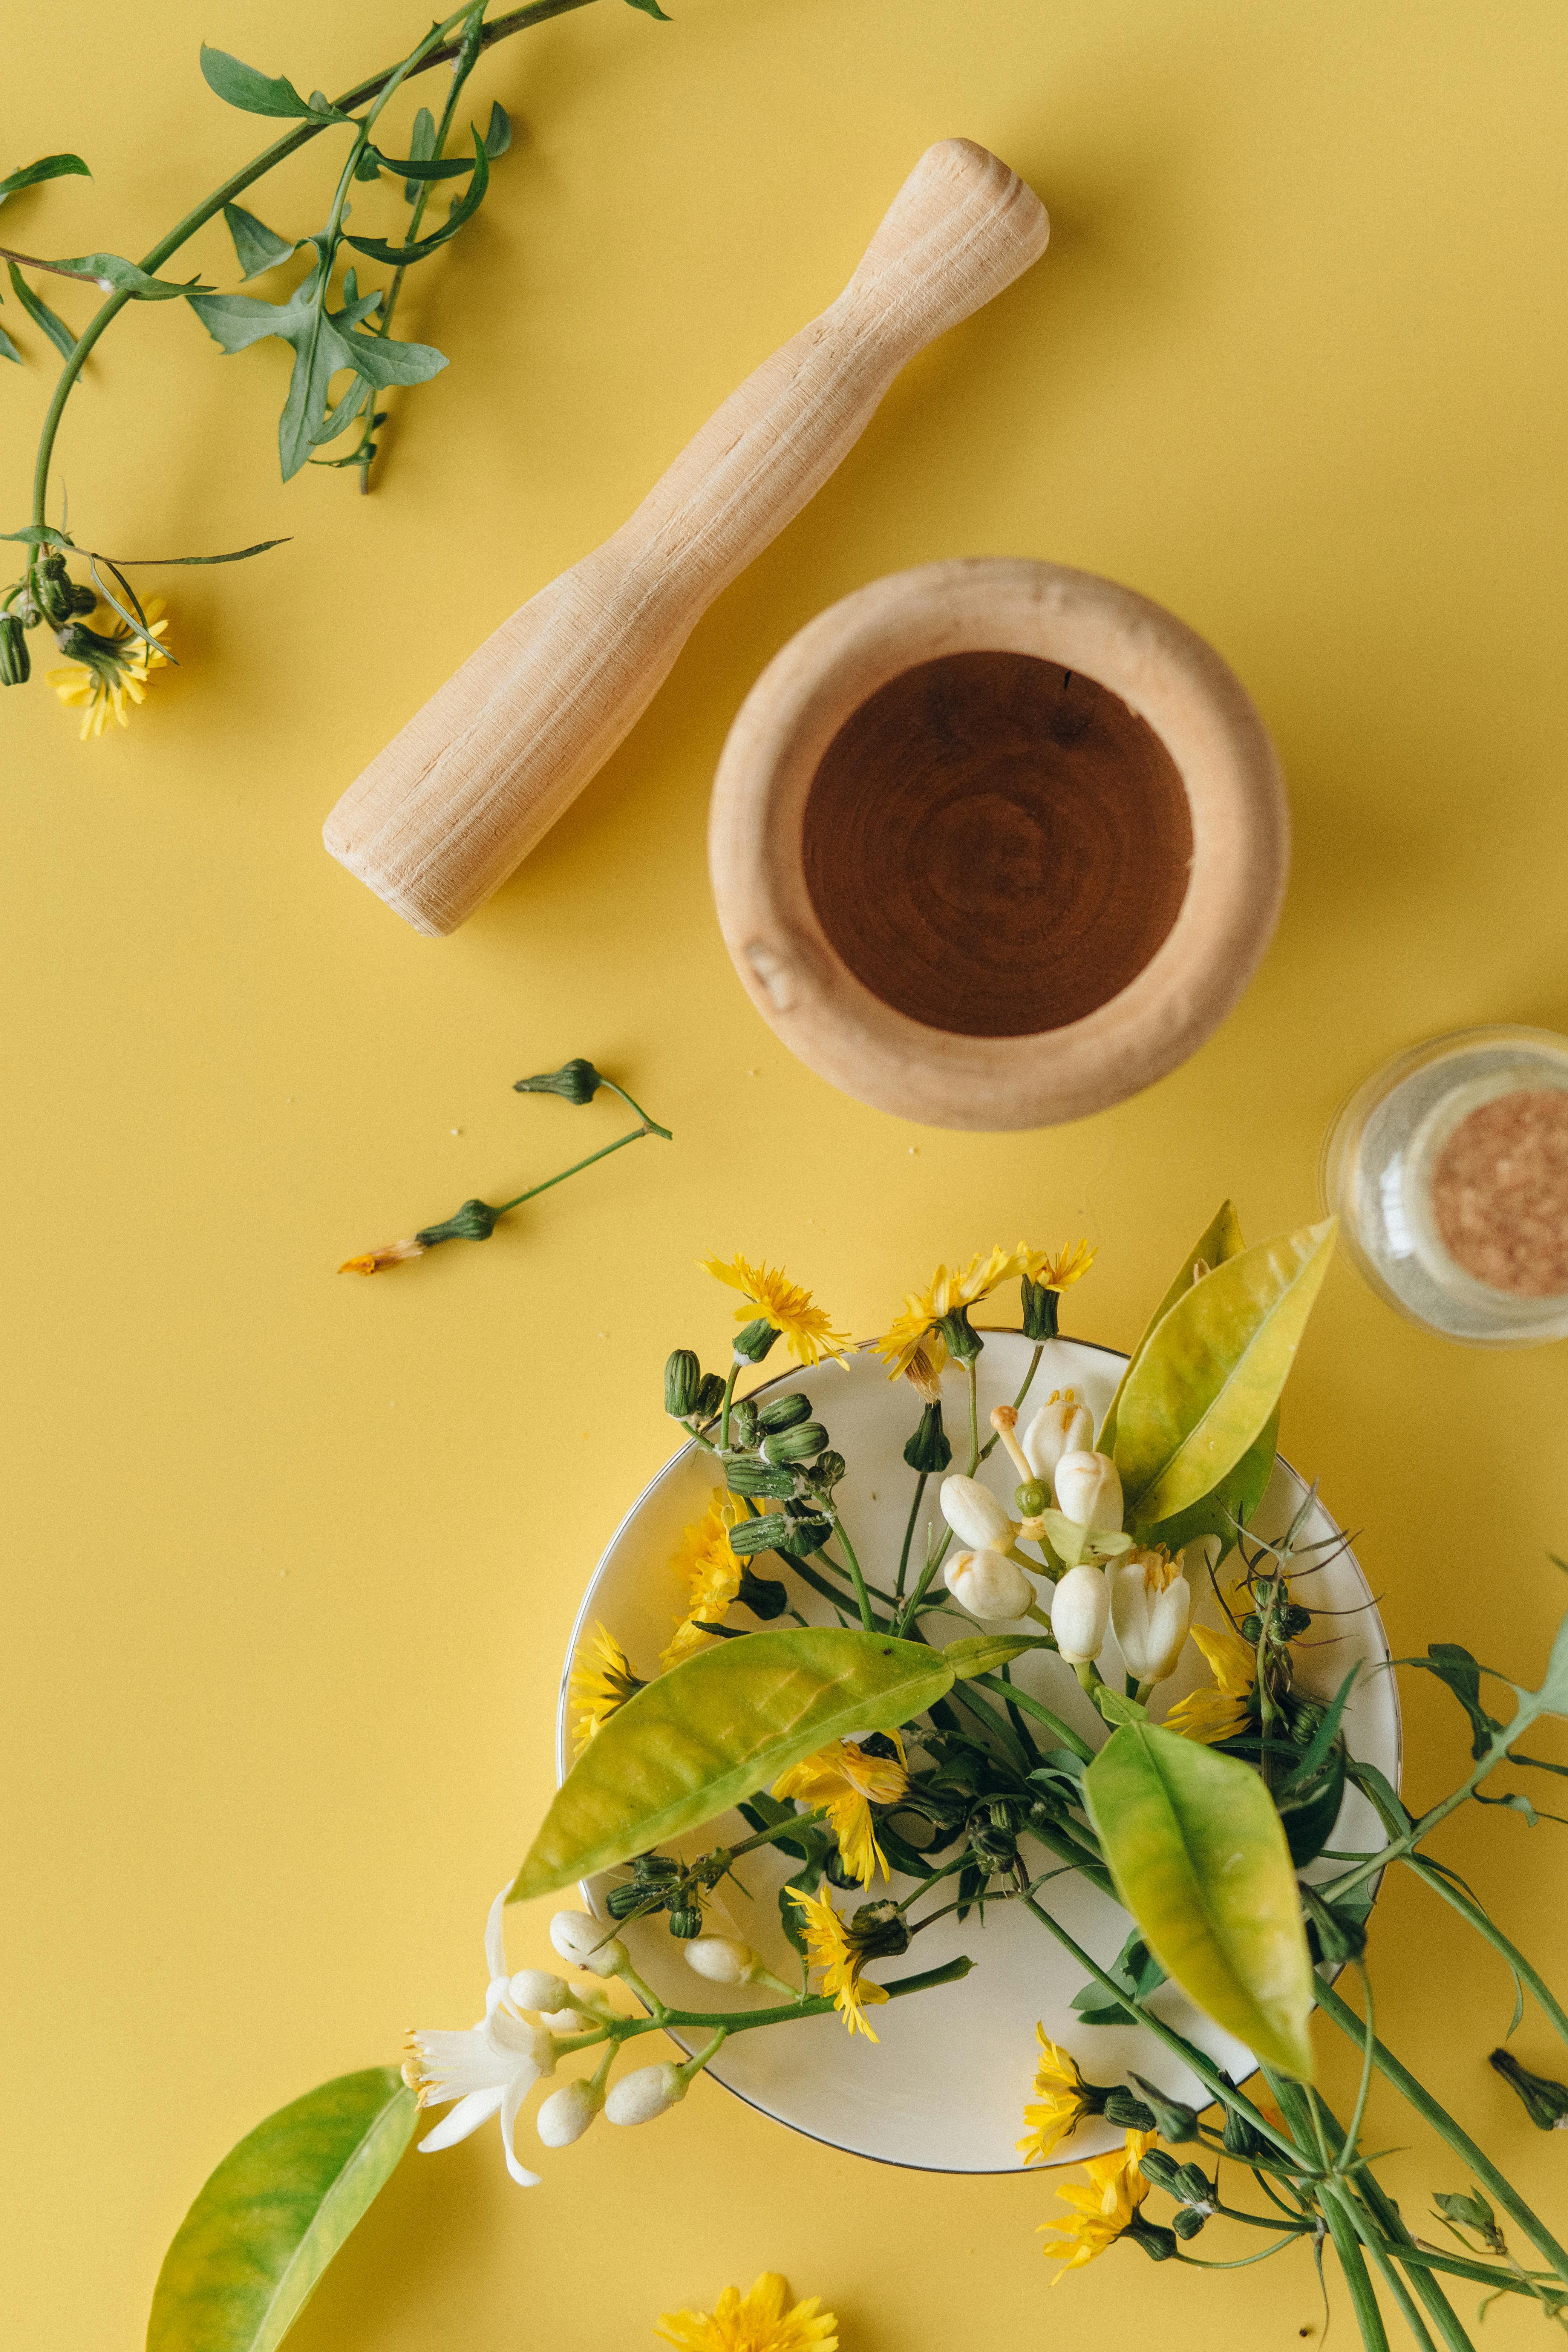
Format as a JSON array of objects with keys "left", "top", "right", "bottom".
[{"left": 4, "top": 2, "right": 1568, "bottom": 2346}]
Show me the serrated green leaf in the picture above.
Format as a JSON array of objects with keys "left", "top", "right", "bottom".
[
  {"left": 6, "top": 261, "right": 75, "bottom": 357},
  {"left": 199, "top": 44, "right": 349, "bottom": 122},
  {"left": 509, "top": 1627, "right": 956, "bottom": 1903},
  {"left": 0, "top": 153, "right": 91, "bottom": 205},
  {"left": 1099, "top": 1202, "right": 1246, "bottom": 1457},
  {"left": 1084, "top": 1721, "right": 1316, "bottom": 2078},
  {"left": 223, "top": 203, "right": 297, "bottom": 282},
  {"left": 344, "top": 127, "right": 488, "bottom": 266},
  {"left": 1112, "top": 1220, "right": 1337, "bottom": 1532},
  {"left": 145, "top": 2068, "right": 414, "bottom": 2352}
]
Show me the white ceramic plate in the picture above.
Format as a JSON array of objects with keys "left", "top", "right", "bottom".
[{"left": 555, "top": 1333, "right": 1401, "bottom": 2174}]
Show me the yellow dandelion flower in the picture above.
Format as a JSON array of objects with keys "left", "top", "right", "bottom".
[
  {"left": 1165, "top": 1620, "right": 1257, "bottom": 1744},
  {"left": 654, "top": 2272, "right": 838, "bottom": 2352},
  {"left": 902, "top": 1331, "right": 948, "bottom": 1401},
  {"left": 661, "top": 1495, "right": 746, "bottom": 1668},
  {"left": 786, "top": 1886, "right": 893, "bottom": 2041},
  {"left": 1017, "top": 1239, "right": 1097, "bottom": 1292},
  {"left": 570, "top": 1623, "right": 645, "bottom": 1755},
  {"left": 701, "top": 1252, "right": 849, "bottom": 1367},
  {"left": 874, "top": 1245, "right": 1023, "bottom": 1380},
  {"left": 47, "top": 598, "right": 171, "bottom": 740},
  {"left": 772, "top": 1734, "right": 908, "bottom": 1887},
  {"left": 1041, "top": 2128, "right": 1156, "bottom": 2280},
  {"left": 1017, "top": 2027, "right": 1096, "bottom": 2164}
]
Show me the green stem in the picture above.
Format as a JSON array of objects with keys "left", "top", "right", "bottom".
[
  {"left": 969, "top": 1671, "right": 1093, "bottom": 1762},
  {"left": 1322, "top": 1696, "right": 1550, "bottom": 1906},
  {"left": 492, "top": 1121, "right": 652, "bottom": 1213},
  {"left": 831, "top": 1517, "right": 875, "bottom": 1633},
  {"left": 966, "top": 1358, "right": 980, "bottom": 1473},
  {"left": 1402, "top": 1856, "right": 1568, "bottom": 2052},
  {"left": 1320, "top": 2182, "right": 1395, "bottom": 2352},
  {"left": 27, "top": 0, "right": 602, "bottom": 527},
  {"left": 1308, "top": 2083, "right": 1479, "bottom": 2352},
  {"left": 623, "top": 1954, "right": 974, "bottom": 2040},
  {"left": 1364, "top": 2245, "right": 1559, "bottom": 2300},
  {"left": 975, "top": 1342, "right": 1045, "bottom": 1463},
  {"left": 1314, "top": 1976, "right": 1568, "bottom": 2288},
  {"left": 717, "top": 1360, "right": 740, "bottom": 1453},
  {"left": 1335, "top": 1964, "right": 1378, "bottom": 2181},
  {"left": 896, "top": 1472, "right": 928, "bottom": 1603}
]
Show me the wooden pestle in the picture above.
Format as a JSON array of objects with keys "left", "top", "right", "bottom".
[{"left": 323, "top": 139, "right": 1049, "bottom": 936}]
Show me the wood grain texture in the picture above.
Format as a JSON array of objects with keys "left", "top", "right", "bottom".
[
  {"left": 323, "top": 139, "right": 1049, "bottom": 935},
  {"left": 708, "top": 558, "right": 1290, "bottom": 1132}
]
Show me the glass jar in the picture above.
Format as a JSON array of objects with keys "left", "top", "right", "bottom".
[{"left": 1321, "top": 1025, "right": 1568, "bottom": 1346}]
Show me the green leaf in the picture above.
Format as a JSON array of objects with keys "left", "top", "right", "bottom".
[
  {"left": 199, "top": 45, "right": 349, "bottom": 122},
  {"left": 1070, "top": 1926, "right": 1167, "bottom": 2027},
  {"left": 943, "top": 1633, "right": 1056, "bottom": 1679},
  {"left": 223, "top": 203, "right": 297, "bottom": 282},
  {"left": 1112, "top": 1220, "right": 1337, "bottom": 1532},
  {"left": 483, "top": 101, "right": 513, "bottom": 159},
  {"left": 7, "top": 260, "right": 75, "bottom": 357},
  {"left": 1095, "top": 1686, "right": 1148, "bottom": 1727},
  {"left": 0, "top": 524, "right": 73, "bottom": 545},
  {"left": 624, "top": 0, "right": 674, "bottom": 17},
  {"left": 1099, "top": 1202, "right": 1246, "bottom": 1456},
  {"left": 1039, "top": 1509, "right": 1132, "bottom": 1569},
  {"left": 1279, "top": 1663, "right": 1360, "bottom": 1792},
  {"left": 48, "top": 253, "right": 212, "bottom": 300},
  {"left": 1145, "top": 1406, "right": 1279, "bottom": 1558},
  {"left": 145, "top": 2067, "right": 415, "bottom": 2352},
  {"left": 344, "top": 127, "right": 489, "bottom": 266},
  {"left": 508, "top": 1626, "right": 955, "bottom": 1903},
  {"left": 0, "top": 153, "right": 91, "bottom": 205},
  {"left": 403, "top": 106, "right": 436, "bottom": 203},
  {"left": 189, "top": 253, "right": 446, "bottom": 480},
  {"left": 1533, "top": 1603, "right": 1568, "bottom": 1718},
  {"left": 0, "top": 321, "right": 20, "bottom": 363},
  {"left": 1084, "top": 1720, "right": 1317, "bottom": 2078}
]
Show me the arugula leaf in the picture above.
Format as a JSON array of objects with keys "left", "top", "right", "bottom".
[
  {"left": 403, "top": 106, "right": 436, "bottom": 204},
  {"left": 199, "top": 44, "right": 350, "bottom": 122},
  {"left": 483, "top": 102, "right": 513, "bottom": 158},
  {"left": 47, "top": 253, "right": 211, "bottom": 300},
  {"left": 6, "top": 261, "right": 74, "bottom": 357},
  {"left": 344, "top": 127, "right": 489, "bottom": 266},
  {"left": 189, "top": 251, "right": 447, "bottom": 481},
  {"left": 0, "top": 154, "right": 91, "bottom": 206},
  {"left": 223, "top": 202, "right": 297, "bottom": 282}
]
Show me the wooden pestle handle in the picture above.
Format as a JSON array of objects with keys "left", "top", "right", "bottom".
[{"left": 323, "top": 139, "right": 1049, "bottom": 936}]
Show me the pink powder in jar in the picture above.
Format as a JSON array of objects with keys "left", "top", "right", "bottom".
[{"left": 1429, "top": 1089, "right": 1568, "bottom": 1298}]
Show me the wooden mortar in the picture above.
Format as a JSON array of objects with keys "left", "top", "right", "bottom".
[{"left": 708, "top": 558, "right": 1288, "bottom": 1130}]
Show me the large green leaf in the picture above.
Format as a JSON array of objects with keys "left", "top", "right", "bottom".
[
  {"left": 0, "top": 153, "right": 91, "bottom": 205},
  {"left": 1084, "top": 1722, "right": 1316, "bottom": 2078},
  {"left": 146, "top": 2067, "right": 415, "bottom": 2352},
  {"left": 1144, "top": 1405, "right": 1279, "bottom": 1557},
  {"left": 510, "top": 1626, "right": 954, "bottom": 1902},
  {"left": 1098, "top": 1202, "right": 1245, "bottom": 1456},
  {"left": 1112, "top": 1220, "right": 1336, "bottom": 1532}
]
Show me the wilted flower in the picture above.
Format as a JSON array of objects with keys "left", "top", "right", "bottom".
[{"left": 1051, "top": 1565, "right": 1110, "bottom": 1665}]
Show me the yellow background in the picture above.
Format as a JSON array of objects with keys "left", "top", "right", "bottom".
[{"left": 5, "top": 2, "right": 1568, "bottom": 2344}]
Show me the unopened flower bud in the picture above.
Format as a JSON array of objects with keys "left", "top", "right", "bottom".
[
  {"left": 683, "top": 1936, "right": 760, "bottom": 1986},
  {"left": 1174, "top": 2162, "right": 1215, "bottom": 2204},
  {"left": 415, "top": 1196, "right": 500, "bottom": 1247},
  {"left": 1127, "top": 2219, "right": 1179, "bottom": 2263},
  {"left": 761, "top": 1419, "right": 828, "bottom": 1464},
  {"left": 940, "top": 1473, "right": 1013, "bottom": 1552},
  {"left": 0, "top": 612, "right": 30, "bottom": 686},
  {"left": 1050, "top": 1565, "right": 1110, "bottom": 1664},
  {"left": 508, "top": 1968, "right": 571, "bottom": 2012},
  {"left": 664, "top": 1349, "right": 702, "bottom": 1418},
  {"left": 1171, "top": 2204, "right": 1207, "bottom": 2240},
  {"left": 727, "top": 1510, "right": 791, "bottom": 1555},
  {"left": 733, "top": 1318, "right": 781, "bottom": 1364},
  {"left": 903, "top": 1402, "right": 952, "bottom": 1475},
  {"left": 729, "top": 1396, "right": 760, "bottom": 1446},
  {"left": 692, "top": 1372, "right": 727, "bottom": 1421},
  {"left": 548, "top": 1910, "right": 627, "bottom": 1977},
  {"left": 514, "top": 1057, "right": 602, "bottom": 1104},
  {"left": 605, "top": 2061, "right": 686, "bottom": 2125},
  {"left": 1053, "top": 1449, "right": 1123, "bottom": 1531},
  {"left": 1022, "top": 1392, "right": 1094, "bottom": 1485},
  {"left": 755, "top": 1391, "right": 812, "bottom": 1433},
  {"left": 724, "top": 1455, "right": 795, "bottom": 1498},
  {"left": 1129, "top": 2073, "right": 1202, "bottom": 2142},
  {"left": 1490, "top": 2047, "right": 1568, "bottom": 2130},
  {"left": 536, "top": 2076, "right": 604, "bottom": 2147},
  {"left": 1103, "top": 2087, "right": 1158, "bottom": 2130},
  {"left": 1111, "top": 1552, "right": 1192, "bottom": 1683},
  {"left": 945, "top": 1547, "right": 1034, "bottom": 1622},
  {"left": 1138, "top": 2148, "right": 1187, "bottom": 2194},
  {"left": 667, "top": 1905, "right": 703, "bottom": 1938}
]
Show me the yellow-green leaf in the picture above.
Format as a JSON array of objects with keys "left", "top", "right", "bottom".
[
  {"left": 1098, "top": 1201, "right": 1245, "bottom": 1457},
  {"left": 510, "top": 1627, "right": 954, "bottom": 1903},
  {"left": 146, "top": 2068, "right": 414, "bottom": 2352},
  {"left": 943, "top": 1632, "right": 1057, "bottom": 1678},
  {"left": 1112, "top": 1220, "right": 1336, "bottom": 1531},
  {"left": 1084, "top": 1723, "right": 1316, "bottom": 2079}
]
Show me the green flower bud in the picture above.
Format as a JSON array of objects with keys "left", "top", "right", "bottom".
[
  {"left": 727, "top": 1510, "right": 790, "bottom": 1555},
  {"left": 693, "top": 1373, "right": 727, "bottom": 1421},
  {"left": 1174, "top": 2162, "right": 1214, "bottom": 2203},
  {"left": 847, "top": 1900, "right": 910, "bottom": 1961},
  {"left": 667, "top": 1905, "right": 703, "bottom": 1939},
  {"left": 632, "top": 1853, "right": 682, "bottom": 1885},
  {"left": 756, "top": 1391, "right": 812, "bottom": 1433},
  {"left": 1221, "top": 2102, "right": 1264, "bottom": 2158},
  {"left": 1289, "top": 1697, "right": 1327, "bottom": 1747},
  {"left": 735, "top": 1563, "right": 789, "bottom": 1620},
  {"left": 1489, "top": 2047, "right": 1568, "bottom": 2130},
  {"left": 761, "top": 1420, "right": 828, "bottom": 1465},
  {"left": 969, "top": 1818, "right": 1018, "bottom": 1875},
  {"left": 513, "top": 1057, "right": 602, "bottom": 1104},
  {"left": 733, "top": 1317, "right": 781, "bottom": 1364},
  {"left": 1015, "top": 1479, "right": 1049, "bottom": 1517},
  {"left": 724, "top": 1456, "right": 795, "bottom": 1500},
  {"left": 606, "top": 1881, "right": 661, "bottom": 1920},
  {"left": 729, "top": 1397, "right": 760, "bottom": 1446},
  {"left": 776, "top": 1498, "right": 833, "bottom": 1555},
  {"left": 1129, "top": 2073, "right": 1202, "bottom": 2143},
  {"left": 34, "top": 553, "right": 95, "bottom": 625},
  {"left": 903, "top": 1402, "right": 953, "bottom": 1475},
  {"left": 1103, "top": 2087, "right": 1158, "bottom": 2131},
  {"left": 1127, "top": 2220, "right": 1179, "bottom": 2263},
  {"left": 800, "top": 1449, "right": 845, "bottom": 1495},
  {"left": 933, "top": 1305, "right": 983, "bottom": 1364},
  {"left": 1137, "top": 2149, "right": 1187, "bottom": 2195},
  {"left": 415, "top": 1196, "right": 500, "bottom": 1246},
  {"left": 664, "top": 1349, "right": 702, "bottom": 1418},
  {"left": 1171, "top": 2205, "right": 1207, "bottom": 2240},
  {"left": 1280, "top": 1601, "right": 1314, "bottom": 1638},
  {"left": 1019, "top": 1276, "right": 1061, "bottom": 1341},
  {"left": 1240, "top": 1613, "right": 1263, "bottom": 1643},
  {"left": 0, "top": 612, "right": 29, "bottom": 685}
]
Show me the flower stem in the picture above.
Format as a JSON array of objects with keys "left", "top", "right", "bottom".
[
  {"left": 1401, "top": 1855, "right": 1568, "bottom": 2052},
  {"left": 492, "top": 1121, "right": 654, "bottom": 1213},
  {"left": 896, "top": 1472, "right": 928, "bottom": 1602},
  {"left": 614, "top": 1954, "right": 974, "bottom": 2041},
  {"left": 831, "top": 1517, "right": 876, "bottom": 1633}
]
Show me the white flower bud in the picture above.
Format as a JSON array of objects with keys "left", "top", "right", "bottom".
[
  {"left": 508, "top": 1969, "right": 571, "bottom": 2013},
  {"left": 605, "top": 2061, "right": 687, "bottom": 2126},
  {"left": 683, "top": 1936, "right": 759, "bottom": 1986},
  {"left": 549, "top": 1910, "right": 627, "bottom": 1977},
  {"left": 1053, "top": 1449, "right": 1124, "bottom": 1532},
  {"left": 940, "top": 1473, "right": 1014, "bottom": 1551},
  {"left": 944, "top": 1547, "right": 1034, "bottom": 1622},
  {"left": 1051, "top": 1564, "right": 1111, "bottom": 1664},
  {"left": 535, "top": 2076, "right": 604, "bottom": 2147},
  {"left": 1022, "top": 1393, "right": 1094, "bottom": 1485},
  {"left": 1110, "top": 1554, "right": 1193, "bottom": 1684}
]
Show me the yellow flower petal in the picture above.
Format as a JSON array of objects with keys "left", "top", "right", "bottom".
[{"left": 701, "top": 1252, "right": 849, "bottom": 1367}]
